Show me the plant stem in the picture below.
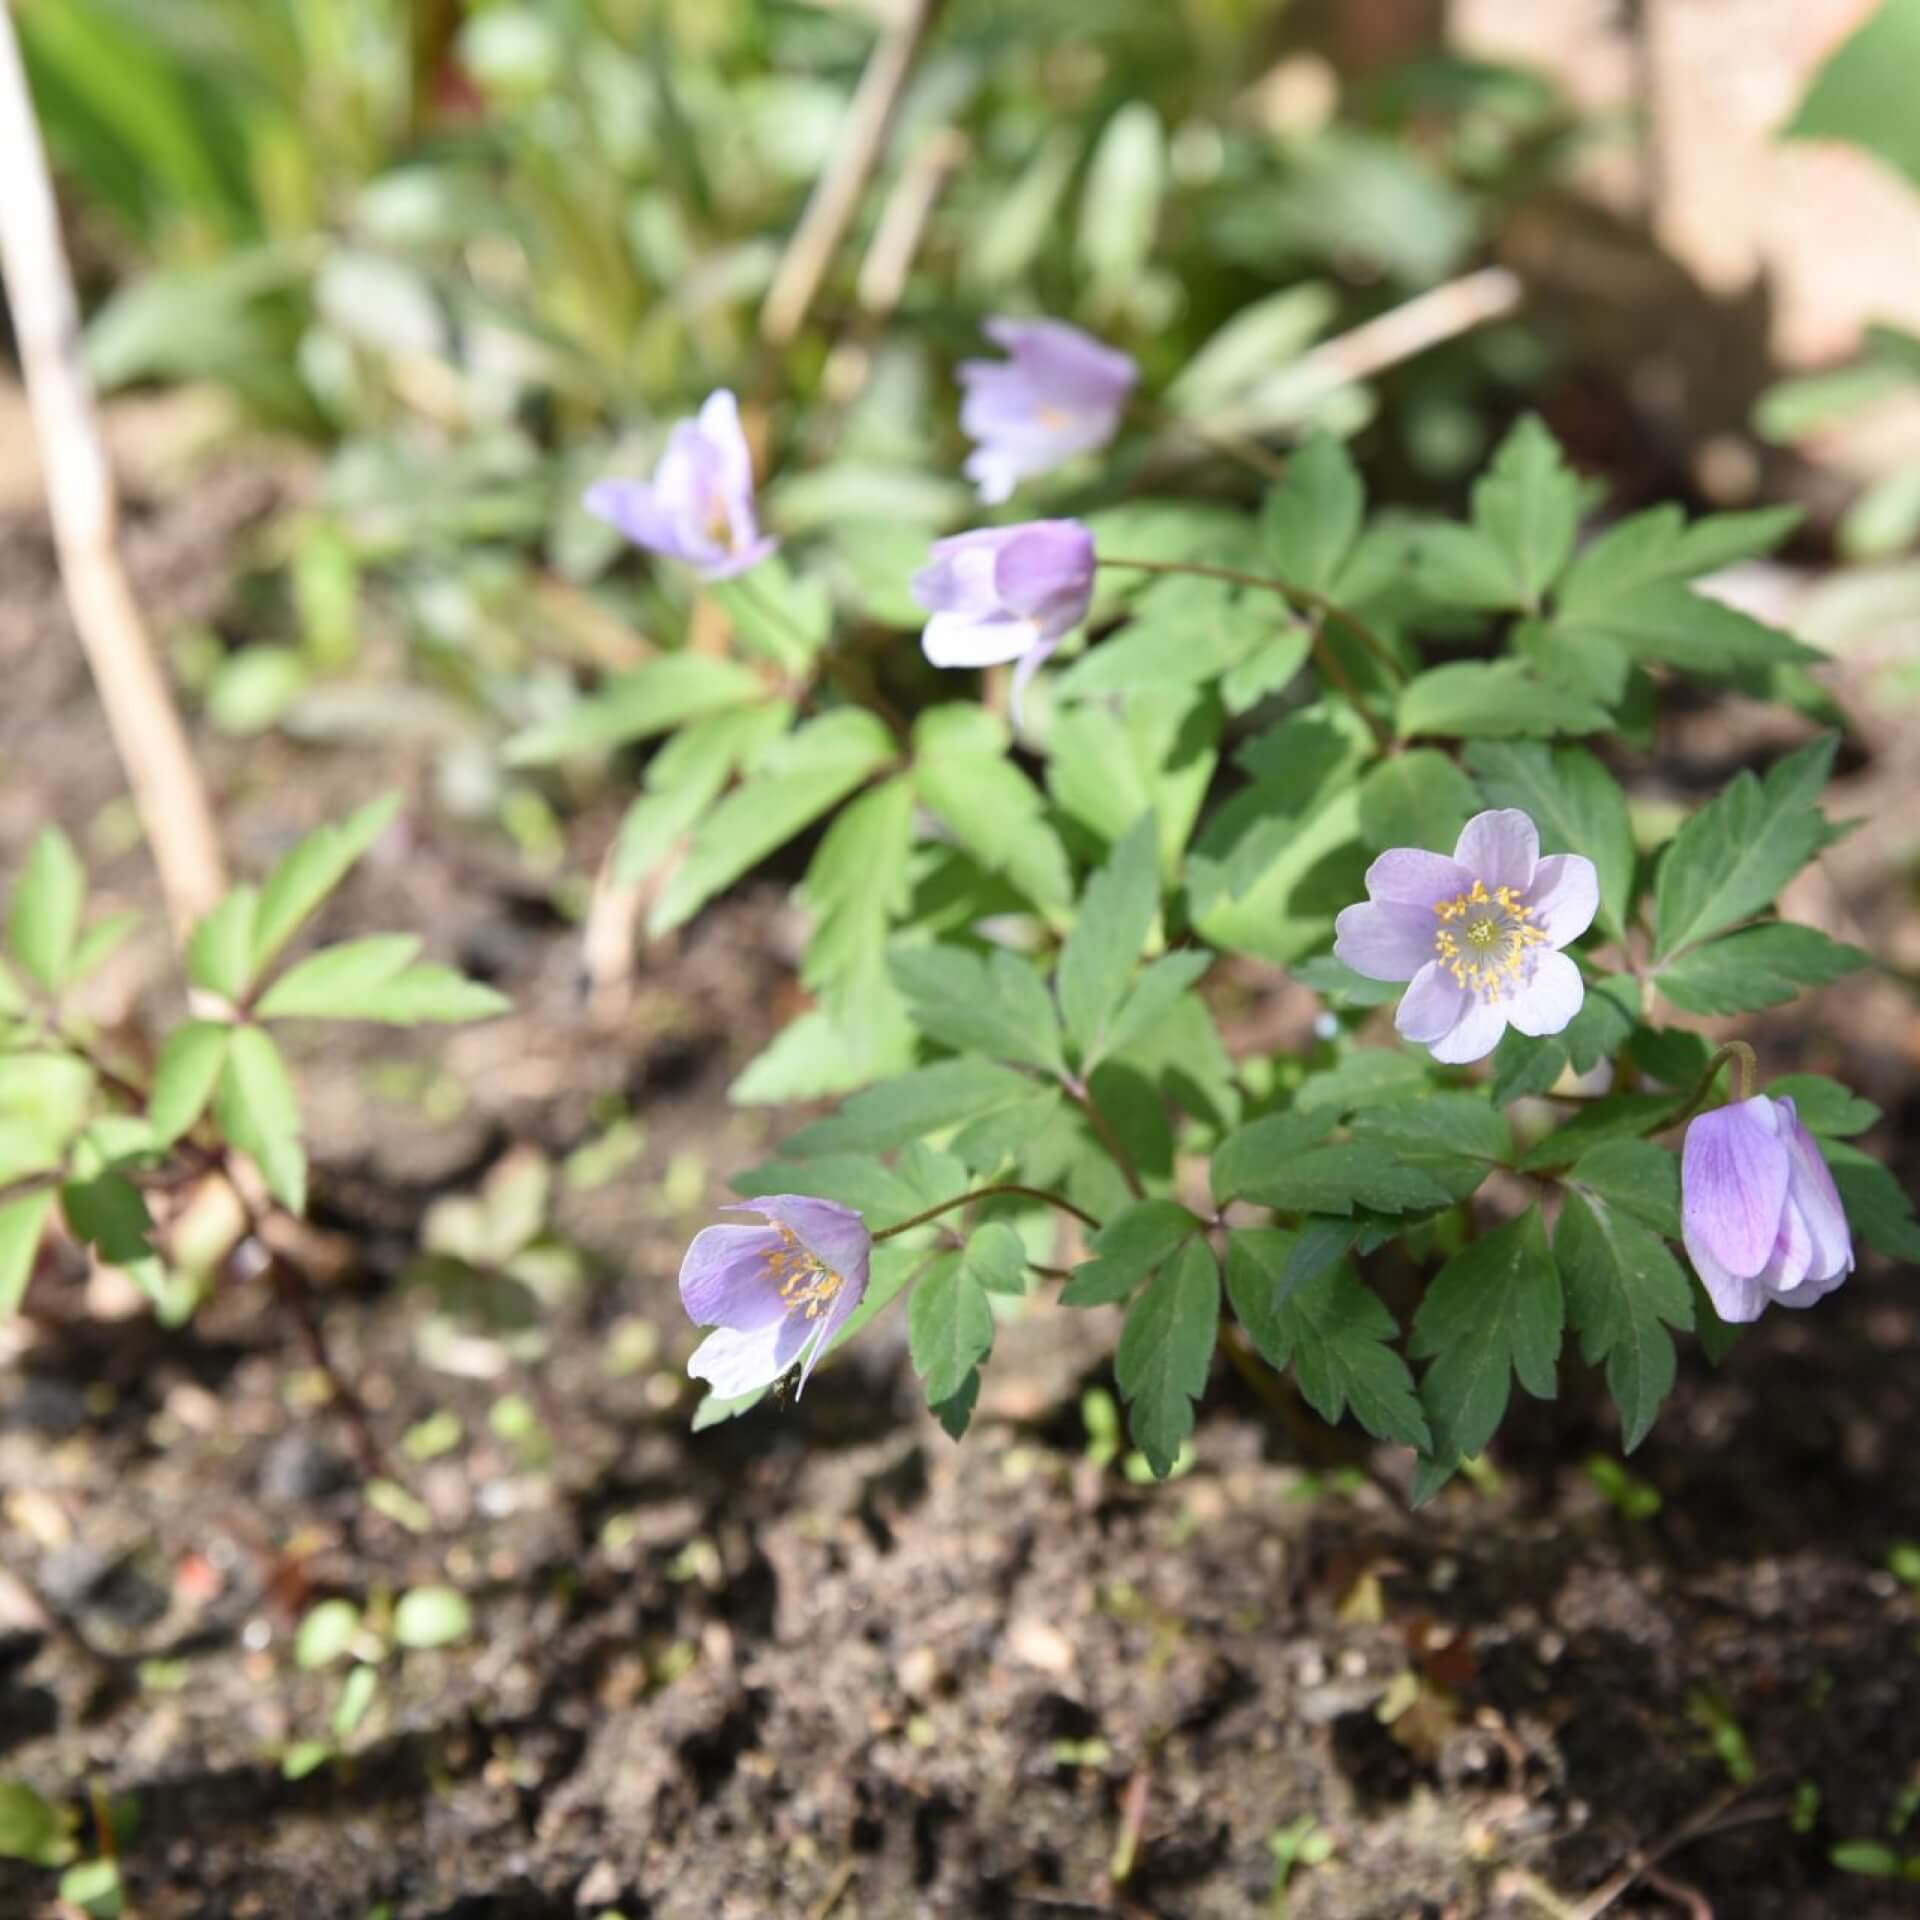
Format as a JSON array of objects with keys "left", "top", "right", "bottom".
[
  {"left": 873, "top": 1183, "right": 1102, "bottom": 1242},
  {"left": 1063, "top": 1072, "right": 1147, "bottom": 1201},
  {"left": 1098, "top": 554, "right": 1399, "bottom": 755},
  {"left": 1664, "top": 1040, "right": 1759, "bottom": 1135}
]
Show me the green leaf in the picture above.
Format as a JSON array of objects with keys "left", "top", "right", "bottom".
[
  {"left": 256, "top": 935, "right": 507, "bottom": 1024},
  {"left": 504, "top": 655, "right": 767, "bottom": 765},
  {"left": 1102, "top": 951, "right": 1211, "bottom": 1064},
  {"left": 1115, "top": 1239, "right": 1219, "bottom": 1477},
  {"left": 799, "top": 778, "right": 913, "bottom": 1042},
  {"left": 1518, "top": 1093, "right": 1681, "bottom": 1173},
  {"left": 613, "top": 702, "right": 793, "bottom": 886},
  {"left": 1785, "top": 0, "right": 1920, "bottom": 191},
  {"left": 1822, "top": 1141, "right": 1920, "bottom": 1261},
  {"left": 1488, "top": 974, "right": 1640, "bottom": 1100},
  {"left": 651, "top": 710, "right": 895, "bottom": 934},
  {"left": 1238, "top": 1144, "right": 1453, "bottom": 1217},
  {"left": 1553, "top": 582, "right": 1818, "bottom": 678},
  {"left": 0, "top": 1777, "right": 74, "bottom": 1867},
  {"left": 253, "top": 794, "right": 402, "bottom": 976},
  {"left": 964, "top": 1220, "right": 1031, "bottom": 1296},
  {"left": 1413, "top": 522, "right": 1525, "bottom": 611},
  {"left": 0, "top": 1190, "right": 54, "bottom": 1315},
  {"left": 392, "top": 1584, "right": 472, "bottom": 1650},
  {"left": 783, "top": 1060, "right": 1043, "bottom": 1157},
  {"left": 144, "top": 1021, "right": 230, "bottom": 1144},
  {"left": 1569, "top": 1138, "right": 1682, "bottom": 1237},
  {"left": 1210, "top": 1110, "right": 1334, "bottom": 1208},
  {"left": 333, "top": 1662, "right": 379, "bottom": 1739},
  {"left": 1654, "top": 922, "right": 1870, "bottom": 1014},
  {"left": 68, "top": 910, "right": 140, "bottom": 986},
  {"left": 908, "top": 1253, "right": 995, "bottom": 1405},
  {"left": 1768, "top": 1074, "right": 1879, "bottom": 1138},
  {"left": 1061, "top": 1198, "right": 1200, "bottom": 1308},
  {"left": 912, "top": 705, "right": 1073, "bottom": 912},
  {"left": 889, "top": 945, "right": 1063, "bottom": 1072},
  {"left": 1057, "top": 813, "right": 1160, "bottom": 1066},
  {"left": 707, "top": 556, "right": 831, "bottom": 672},
  {"left": 1078, "top": 100, "right": 1164, "bottom": 290},
  {"left": 1411, "top": 1209, "right": 1562, "bottom": 1463},
  {"left": 215, "top": 1026, "right": 306, "bottom": 1214},
  {"left": 186, "top": 888, "right": 259, "bottom": 1003},
  {"left": 61, "top": 1172, "right": 153, "bottom": 1266},
  {"left": 9, "top": 826, "right": 86, "bottom": 991},
  {"left": 1397, "top": 661, "right": 1611, "bottom": 740},
  {"left": 1227, "top": 1231, "right": 1429, "bottom": 1448},
  {"left": 1465, "top": 741, "right": 1635, "bottom": 943},
  {"left": 1653, "top": 736, "right": 1841, "bottom": 960},
  {"left": 1261, "top": 433, "right": 1363, "bottom": 595},
  {"left": 1348, "top": 1095, "right": 1512, "bottom": 1201},
  {"left": 1555, "top": 1189, "right": 1692, "bottom": 1451},
  {"left": 1558, "top": 503, "right": 1801, "bottom": 608},
  {"left": 294, "top": 1598, "right": 361, "bottom": 1671},
  {"left": 1471, "top": 414, "right": 1584, "bottom": 610},
  {"left": 1355, "top": 750, "right": 1480, "bottom": 854}
]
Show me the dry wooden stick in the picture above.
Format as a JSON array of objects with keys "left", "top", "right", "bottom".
[
  {"left": 760, "top": 0, "right": 946, "bottom": 347},
  {"left": 0, "top": 8, "right": 227, "bottom": 937}
]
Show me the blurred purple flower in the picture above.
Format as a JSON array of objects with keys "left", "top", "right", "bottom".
[
  {"left": 911, "top": 519, "right": 1096, "bottom": 713},
  {"left": 958, "top": 318, "right": 1138, "bottom": 504},
  {"left": 1333, "top": 809, "right": 1598, "bottom": 1065},
  {"left": 680, "top": 1194, "right": 870, "bottom": 1398},
  {"left": 1682, "top": 1095, "right": 1854, "bottom": 1322},
  {"left": 584, "top": 389, "right": 776, "bottom": 582}
]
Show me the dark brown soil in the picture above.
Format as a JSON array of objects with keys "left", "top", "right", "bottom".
[{"left": 1, "top": 483, "right": 1918, "bottom": 1920}]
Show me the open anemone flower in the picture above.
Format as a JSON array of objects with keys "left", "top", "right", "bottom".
[
  {"left": 1682, "top": 1095, "right": 1854, "bottom": 1322},
  {"left": 911, "top": 519, "right": 1096, "bottom": 717},
  {"left": 957, "top": 317, "right": 1138, "bottom": 505},
  {"left": 679, "top": 1195, "right": 870, "bottom": 1399},
  {"left": 1332, "top": 809, "right": 1599, "bottom": 1065},
  {"left": 583, "top": 388, "right": 776, "bottom": 582}
]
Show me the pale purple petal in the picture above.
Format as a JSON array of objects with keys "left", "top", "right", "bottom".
[
  {"left": 680, "top": 1223, "right": 787, "bottom": 1329},
  {"left": 696, "top": 389, "right": 755, "bottom": 517},
  {"left": 1524, "top": 854, "right": 1600, "bottom": 946},
  {"left": 922, "top": 609, "right": 1038, "bottom": 668},
  {"left": 743, "top": 1194, "right": 871, "bottom": 1291},
  {"left": 1364, "top": 847, "right": 1475, "bottom": 909},
  {"left": 1506, "top": 950, "right": 1585, "bottom": 1037},
  {"left": 688, "top": 1316, "right": 811, "bottom": 1398},
  {"left": 1454, "top": 810, "right": 1539, "bottom": 891},
  {"left": 1010, "top": 637, "right": 1062, "bottom": 726},
  {"left": 963, "top": 443, "right": 1023, "bottom": 506},
  {"left": 1425, "top": 993, "right": 1511, "bottom": 1065},
  {"left": 912, "top": 530, "right": 1005, "bottom": 616},
  {"left": 994, "top": 521, "right": 1097, "bottom": 639},
  {"left": 701, "top": 534, "right": 780, "bottom": 581},
  {"left": 1761, "top": 1194, "right": 1815, "bottom": 1295},
  {"left": 1334, "top": 900, "right": 1437, "bottom": 981},
  {"left": 792, "top": 1269, "right": 867, "bottom": 1396},
  {"left": 1684, "top": 1229, "right": 1769, "bottom": 1323},
  {"left": 957, "top": 317, "right": 1135, "bottom": 501},
  {"left": 584, "top": 480, "right": 689, "bottom": 561},
  {"left": 1778, "top": 1103, "right": 1854, "bottom": 1284},
  {"left": 984, "top": 317, "right": 1139, "bottom": 408},
  {"left": 1681, "top": 1098, "right": 1791, "bottom": 1279},
  {"left": 1393, "top": 961, "right": 1468, "bottom": 1043}
]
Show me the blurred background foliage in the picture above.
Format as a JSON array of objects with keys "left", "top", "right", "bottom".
[{"left": 13, "top": 0, "right": 1578, "bottom": 795}]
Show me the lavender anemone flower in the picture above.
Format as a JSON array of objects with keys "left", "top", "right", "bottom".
[
  {"left": 680, "top": 1195, "right": 870, "bottom": 1399},
  {"left": 1681, "top": 1095, "right": 1854, "bottom": 1322},
  {"left": 1333, "top": 809, "right": 1599, "bottom": 1065},
  {"left": 584, "top": 389, "right": 776, "bottom": 582},
  {"left": 958, "top": 318, "right": 1138, "bottom": 505},
  {"left": 911, "top": 519, "right": 1096, "bottom": 714}
]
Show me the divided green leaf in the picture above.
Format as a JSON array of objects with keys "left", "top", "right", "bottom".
[
  {"left": 1057, "top": 813, "right": 1160, "bottom": 1066},
  {"left": 1116, "top": 1239, "right": 1219, "bottom": 1477},
  {"left": 909, "top": 1253, "right": 995, "bottom": 1406},
  {"left": 1654, "top": 922, "right": 1869, "bottom": 1014},
  {"left": 9, "top": 826, "right": 86, "bottom": 993}
]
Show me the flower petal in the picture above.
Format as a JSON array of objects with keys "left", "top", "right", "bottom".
[
  {"left": 583, "top": 479, "right": 687, "bottom": 561},
  {"left": 700, "top": 534, "right": 779, "bottom": 582},
  {"left": 1683, "top": 1226, "right": 1770, "bottom": 1323},
  {"left": 1681, "top": 1098, "right": 1791, "bottom": 1279},
  {"left": 1393, "top": 961, "right": 1468, "bottom": 1043},
  {"left": 1333, "top": 900, "right": 1438, "bottom": 981},
  {"left": 1524, "top": 854, "right": 1600, "bottom": 947},
  {"left": 1454, "top": 809, "right": 1540, "bottom": 891},
  {"left": 1760, "top": 1193, "right": 1815, "bottom": 1297},
  {"left": 922, "top": 609, "right": 1039, "bottom": 669},
  {"left": 1506, "top": 950, "right": 1586, "bottom": 1037},
  {"left": 963, "top": 443, "right": 1025, "bottom": 506},
  {"left": 680, "top": 1223, "right": 787, "bottom": 1329},
  {"left": 1363, "top": 847, "right": 1475, "bottom": 909},
  {"left": 995, "top": 520, "right": 1095, "bottom": 638},
  {"left": 743, "top": 1195, "right": 871, "bottom": 1292},
  {"left": 1778, "top": 1101, "right": 1854, "bottom": 1285},
  {"left": 1425, "top": 993, "right": 1511, "bottom": 1065},
  {"left": 687, "top": 1317, "right": 812, "bottom": 1399}
]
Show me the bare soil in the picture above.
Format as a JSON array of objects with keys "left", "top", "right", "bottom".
[{"left": 0, "top": 472, "right": 1918, "bottom": 1920}]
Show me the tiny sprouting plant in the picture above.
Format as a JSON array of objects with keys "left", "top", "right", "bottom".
[
  {"left": 0, "top": 796, "right": 507, "bottom": 1429},
  {"left": 540, "top": 321, "right": 1918, "bottom": 1494}
]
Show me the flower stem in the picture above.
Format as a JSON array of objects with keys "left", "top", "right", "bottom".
[
  {"left": 872, "top": 1183, "right": 1102, "bottom": 1242},
  {"left": 1097, "top": 554, "right": 1399, "bottom": 754},
  {"left": 1665, "top": 1040, "right": 1759, "bottom": 1133}
]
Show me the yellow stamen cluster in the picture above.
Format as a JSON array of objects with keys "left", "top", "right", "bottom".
[
  {"left": 761, "top": 1226, "right": 844, "bottom": 1320},
  {"left": 1432, "top": 879, "right": 1547, "bottom": 1002}
]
